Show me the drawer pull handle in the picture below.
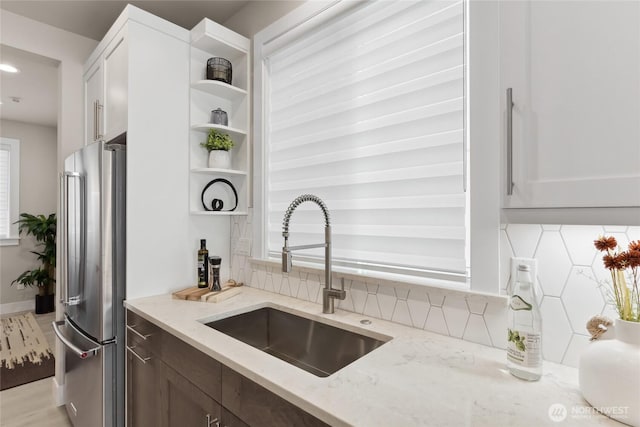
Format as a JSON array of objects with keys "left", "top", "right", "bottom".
[
  {"left": 126, "top": 345, "right": 151, "bottom": 364},
  {"left": 206, "top": 414, "right": 219, "bottom": 427},
  {"left": 127, "top": 324, "right": 151, "bottom": 340}
]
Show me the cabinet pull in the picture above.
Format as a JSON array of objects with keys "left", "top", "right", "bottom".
[
  {"left": 206, "top": 414, "right": 219, "bottom": 427},
  {"left": 93, "top": 101, "right": 98, "bottom": 141},
  {"left": 506, "top": 88, "right": 515, "bottom": 195},
  {"left": 127, "top": 324, "right": 151, "bottom": 340},
  {"left": 126, "top": 345, "right": 151, "bottom": 364},
  {"left": 96, "top": 102, "right": 104, "bottom": 141}
]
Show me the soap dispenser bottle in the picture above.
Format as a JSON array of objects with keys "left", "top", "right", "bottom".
[{"left": 507, "top": 264, "right": 542, "bottom": 381}]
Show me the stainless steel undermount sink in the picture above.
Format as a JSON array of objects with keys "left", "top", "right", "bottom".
[{"left": 205, "top": 307, "right": 390, "bottom": 377}]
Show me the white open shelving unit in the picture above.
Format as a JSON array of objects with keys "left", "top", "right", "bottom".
[{"left": 189, "top": 19, "right": 250, "bottom": 216}]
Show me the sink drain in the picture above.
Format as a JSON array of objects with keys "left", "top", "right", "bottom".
[{"left": 360, "top": 319, "right": 372, "bottom": 325}]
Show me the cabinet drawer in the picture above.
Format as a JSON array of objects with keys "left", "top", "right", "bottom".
[
  {"left": 160, "top": 331, "right": 222, "bottom": 402},
  {"left": 126, "top": 310, "right": 162, "bottom": 357},
  {"left": 221, "top": 366, "right": 329, "bottom": 427}
]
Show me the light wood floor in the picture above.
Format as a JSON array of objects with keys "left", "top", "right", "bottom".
[{"left": 0, "top": 311, "right": 72, "bottom": 427}]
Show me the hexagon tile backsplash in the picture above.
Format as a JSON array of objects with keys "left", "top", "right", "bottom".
[{"left": 230, "top": 212, "right": 638, "bottom": 369}]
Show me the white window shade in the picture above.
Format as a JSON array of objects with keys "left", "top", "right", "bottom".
[
  {"left": 0, "top": 138, "right": 20, "bottom": 241},
  {"left": 0, "top": 148, "right": 10, "bottom": 237},
  {"left": 265, "top": 0, "right": 466, "bottom": 277}
]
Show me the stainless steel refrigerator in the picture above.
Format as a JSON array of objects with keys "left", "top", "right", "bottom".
[{"left": 53, "top": 133, "right": 126, "bottom": 427}]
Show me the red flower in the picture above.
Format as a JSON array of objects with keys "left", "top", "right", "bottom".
[
  {"left": 594, "top": 236, "right": 617, "bottom": 251},
  {"left": 629, "top": 240, "right": 640, "bottom": 252},
  {"left": 603, "top": 254, "right": 623, "bottom": 270},
  {"left": 628, "top": 250, "right": 640, "bottom": 268}
]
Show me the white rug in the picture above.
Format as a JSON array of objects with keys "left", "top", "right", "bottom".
[{"left": 0, "top": 312, "right": 54, "bottom": 390}]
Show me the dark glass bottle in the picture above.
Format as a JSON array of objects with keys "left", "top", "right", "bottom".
[
  {"left": 209, "top": 256, "right": 222, "bottom": 291},
  {"left": 197, "top": 239, "right": 209, "bottom": 288}
]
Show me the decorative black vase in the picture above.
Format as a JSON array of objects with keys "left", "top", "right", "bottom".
[{"left": 206, "top": 57, "right": 232, "bottom": 84}]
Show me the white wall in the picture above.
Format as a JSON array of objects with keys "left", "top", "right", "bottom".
[
  {"left": 0, "top": 11, "right": 96, "bottom": 403},
  {"left": 0, "top": 120, "right": 57, "bottom": 309},
  {"left": 223, "top": 1, "right": 305, "bottom": 38},
  {"left": 0, "top": 10, "right": 97, "bottom": 170}
]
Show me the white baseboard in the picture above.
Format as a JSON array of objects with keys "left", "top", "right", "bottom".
[
  {"left": 52, "top": 376, "right": 66, "bottom": 407},
  {"left": 0, "top": 299, "right": 34, "bottom": 315}
]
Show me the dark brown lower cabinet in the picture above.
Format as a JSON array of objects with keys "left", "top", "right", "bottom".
[
  {"left": 126, "top": 346, "right": 162, "bottom": 427},
  {"left": 126, "top": 310, "right": 327, "bottom": 427},
  {"left": 162, "top": 363, "right": 221, "bottom": 427},
  {"left": 221, "top": 366, "right": 329, "bottom": 427}
]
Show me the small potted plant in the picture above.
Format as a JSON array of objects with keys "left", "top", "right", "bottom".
[
  {"left": 11, "top": 213, "right": 57, "bottom": 313},
  {"left": 201, "top": 129, "right": 234, "bottom": 169}
]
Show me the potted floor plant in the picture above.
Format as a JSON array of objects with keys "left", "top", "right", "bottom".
[
  {"left": 11, "top": 213, "right": 57, "bottom": 314},
  {"left": 201, "top": 129, "right": 234, "bottom": 169}
]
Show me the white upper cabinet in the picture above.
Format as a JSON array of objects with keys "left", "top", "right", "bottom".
[
  {"left": 83, "top": 26, "right": 127, "bottom": 145},
  {"left": 84, "top": 61, "right": 103, "bottom": 145},
  {"left": 103, "top": 31, "right": 128, "bottom": 142},
  {"left": 501, "top": 1, "right": 640, "bottom": 208}
]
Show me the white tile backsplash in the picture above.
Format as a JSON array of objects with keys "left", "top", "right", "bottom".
[
  {"left": 506, "top": 224, "right": 542, "bottom": 258},
  {"left": 540, "top": 296, "right": 573, "bottom": 363},
  {"left": 406, "top": 289, "right": 430, "bottom": 329},
  {"left": 424, "top": 307, "right": 449, "bottom": 335},
  {"left": 562, "top": 267, "right": 604, "bottom": 332},
  {"left": 442, "top": 295, "right": 469, "bottom": 338},
  {"left": 533, "top": 231, "right": 573, "bottom": 296},
  {"left": 463, "top": 314, "right": 493, "bottom": 346},
  {"left": 230, "top": 213, "right": 636, "bottom": 367},
  {"left": 563, "top": 334, "right": 591, "bottom": 368},
  {"left": 560, "top": 225, "right": 602, "bottom": 265}
]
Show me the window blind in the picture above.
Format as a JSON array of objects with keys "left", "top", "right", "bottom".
[
  {"left": 0, "top": 147, "right": 10, "bottom": 238},
  {"left": 266, "top": 0, "right": 466, "bottom": 277}
]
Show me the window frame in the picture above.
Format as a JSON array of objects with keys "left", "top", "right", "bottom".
[
  {"left": 252, "top": 0, "right": 501, "bottom": 295},
  {"left": 0, "top": 137, "right": 21, "bottom": 246}
]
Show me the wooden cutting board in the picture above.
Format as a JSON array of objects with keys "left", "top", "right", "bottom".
[
  {"left": 172, "top": 286, "right": 211, "bottom": 301},
  {"left": 172, "top": 281, "right": 243, "bottom": 303}
]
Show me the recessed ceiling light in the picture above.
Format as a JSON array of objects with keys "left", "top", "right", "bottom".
[{"left": 0, "top": 64, "right": 20, "bottom": 73}]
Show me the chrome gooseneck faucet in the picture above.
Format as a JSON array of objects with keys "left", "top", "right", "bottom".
[{"left": 282, "top": 194, "right": 346, "bottom": 313}]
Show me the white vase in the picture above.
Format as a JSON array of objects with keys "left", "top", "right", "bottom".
[
  {"left": 579, "top": 318, "right": 640, "bottom": 426},
  {"left": 208, "top": 150, "right": 231, "bottom": 169}
]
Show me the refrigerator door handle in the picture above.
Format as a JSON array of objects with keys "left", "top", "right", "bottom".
[
  {"left": 53, "top": 320, "right": 101, "bottom": 359},
  {"left": 59, "top": 173, "right": 66, "bottom": 305},
  {"left": 61, "top": 171, "right": 83, "bottom": 306}
]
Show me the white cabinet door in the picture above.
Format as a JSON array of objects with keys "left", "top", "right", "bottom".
[
  {"left": 103, "top": 29, "right": 128, "bottom": 141},
  {"left": 501, "top": 1, "right": 640, "bottom": 208},
  {"left": 84, "top": 61, "right": 103, "bottom": 145}
]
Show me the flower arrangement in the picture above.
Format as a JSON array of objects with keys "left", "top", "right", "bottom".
[
  {"left": 201, "top": 129, "right": 234, "bottom": 152},
  {"left": 594, "top": 236, "right": 640, "bottom": 322}
]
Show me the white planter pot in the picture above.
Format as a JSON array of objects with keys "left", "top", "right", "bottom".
[
  {"left": 579, "top": 318, "right": 640, "bottom": 426},
  {"left": 208, "top": 150, "right": 231, "bottom": 169}
]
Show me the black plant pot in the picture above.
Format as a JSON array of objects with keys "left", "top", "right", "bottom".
[{"left": 35, "top": 294, "right": 55, "bottom": 314}]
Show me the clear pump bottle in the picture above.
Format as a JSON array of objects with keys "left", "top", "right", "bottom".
[{"left": 507, "top": 264, "right": 542, "bottom": 381}]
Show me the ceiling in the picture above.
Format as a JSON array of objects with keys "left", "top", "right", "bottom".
[
  {"left": 0, "top": 1, "right": 250, "bottom": 127},
  {"left": 0, "top": 1, "right": 250, "bottom": 41},
  {"left": 0, "top": 45, "right": 59, "bottom": 127}
]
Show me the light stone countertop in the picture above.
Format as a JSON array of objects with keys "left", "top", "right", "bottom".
[{"left": 125, "top": 287, "right": 620, "bottom": 427}]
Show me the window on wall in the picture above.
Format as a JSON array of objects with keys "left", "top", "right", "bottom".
[
  {"left": 255, "top": 0, "right": 467, "bottom": 283},
  {"left": 0, "top": 137, "right": 20, "bottom": 245}
]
